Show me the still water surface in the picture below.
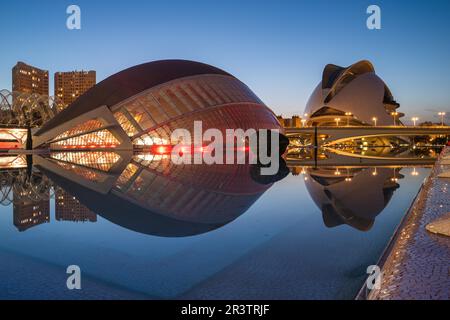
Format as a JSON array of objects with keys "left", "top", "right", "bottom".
[{"left": 0, "top": 153, "right": 429, "bottom": 299}]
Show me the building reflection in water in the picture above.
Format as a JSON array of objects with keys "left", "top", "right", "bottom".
[
  {"left": 0, "top": 151, "right": 432, "bottom": 237},
  {"left": 31, "top": 150, "right": 287, "bottom": 237},
  {"left": 10, "top": 171, "right": 51, "bottom": 232},
  {"left": 55, "top": 188, "right": 97, "bottom": 223},
  {"left": 301, "top": 166, "right": 403, "bottom": 231},
  {"left": 0, "top": 150, "right": 429, "bottom": 235},
  {"left": 13, "top": 189, "right": 50, "bottom": 232},
  {"left": 0, "top": 166, "right": 96, "bottom": 231}
]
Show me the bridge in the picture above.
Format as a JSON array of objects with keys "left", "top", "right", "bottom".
[
  {"left": 285, "top": 126, "right": 450, "bottom": 145},
  {"left": 286, "top": 152, "right": 438, "bottom": 168}
]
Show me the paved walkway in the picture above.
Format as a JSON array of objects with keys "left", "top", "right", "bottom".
[{"left": 363, "top": 147, "right": 450, "bottom": 300}]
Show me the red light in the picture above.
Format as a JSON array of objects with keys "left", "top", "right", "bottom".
[{"left": 150, "top": 145, "right": 172, "bottom": 155}]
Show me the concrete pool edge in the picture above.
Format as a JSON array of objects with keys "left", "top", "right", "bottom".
[{"left": 356, "top": 146, "right": 450, "bottom": 300}]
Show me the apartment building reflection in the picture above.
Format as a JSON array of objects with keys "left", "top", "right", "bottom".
[
  {"left": 55, "top": 187, "right": 97, "bottom": 222},
  {"left": 13, "top": 190, "right": 50, "bottom": 232}
]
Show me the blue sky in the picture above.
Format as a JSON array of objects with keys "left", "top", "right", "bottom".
[{"left": 1, "top": 0, "right": 449, "bottom": 123}]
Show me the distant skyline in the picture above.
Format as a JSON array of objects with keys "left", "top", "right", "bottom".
[{"left": 1, "top": 0, "right": 449, "bottom": 123}]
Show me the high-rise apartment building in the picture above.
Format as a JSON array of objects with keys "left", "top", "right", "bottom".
[
  {"left": 54, "top": 70, "right": 96, "bottom": 107},
  {"left": 12, "top": 61, "right": 49, "bottom": 95}
]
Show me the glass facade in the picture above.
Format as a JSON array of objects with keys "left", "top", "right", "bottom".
[
  {"left": 36, "top": 71, "right": 281, "bottom": 154},
  {"left": 50, "top": 152, "right": 121, "bottom": 172},
  {"left": 134, "top": 103, "right": 280, "bottom": 146},
  {"left": 111, "top": 157, "right": 269, "bottom": 223},
  {"left": 50, "top": 160, "right": 103, "bottom": 182},
  {"left": 110, "top": 74, "right": 276, "bottom": 146},
  {"left": 52, "top": 119, "right": 104, "bottom": 142},
  {"left": 50, "top": 129, "right": 120, "bottom": 149}
]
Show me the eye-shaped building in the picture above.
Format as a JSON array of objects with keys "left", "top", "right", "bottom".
[
  {"left": 304, "top": 60, "right": 403, "bottom": 126},
  {"left": 32, "top": 60, "right": 281, "bottom": 150}
]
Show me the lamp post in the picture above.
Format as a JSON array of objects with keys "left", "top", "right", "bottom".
[
  {"left": 412, "top": 117, "right": 419, "bottom": 126},
  {"left": 345, "top": 112, "right": 352, "bottom": 126},
  {"left": 438, "top": 112, "right": 446, "bottom": 126},
  {"left": 334, "top": 117, "right": 341, "bottom": 127},
  {"left": 372, "top": 117, "right": 378, "bottom": 126},
  {"left": 391, "top": 112, "right": 399, "bottom": 126}
]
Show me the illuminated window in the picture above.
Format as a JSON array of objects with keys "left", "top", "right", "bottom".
[
  {"left": 52, "top": 119, "right": 104, "bottom": 141},
  {"left": 50, "top": 152, "right": 121, "bottom": 172},
  {"left": 116, "top": 163, "right": 140, "bottom": 189},
  {"left": 114, "top": 111, "right": 139, "bottom": 136},
  {"left": 51, "top": 129, "right": 120, "bottom": 149}
]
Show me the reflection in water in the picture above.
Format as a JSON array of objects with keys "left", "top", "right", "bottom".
[
  {"left": 28, "top": 151, "right": 288, "bottom": 237},
  {"left": 12, "top": 172, "right": 51, "bottom": 232},
  {"left": 55, "top": 187, "right": 97, "bottom": 222},
  {"left": 0, "top": 168, "right": 96, "bottom": 231},
  {"left": 0, "top": 149, "right": 432, "bottom": 236},
  {"left": 303, "top": 167, "right": 402, "bottom": 231},
  {"left": 287, "top": 145, "right": 441, "bottom": 162}
]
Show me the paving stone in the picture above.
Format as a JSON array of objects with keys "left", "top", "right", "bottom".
[{"left": 366, "top": 147, "right": 450, "bottom": 300}]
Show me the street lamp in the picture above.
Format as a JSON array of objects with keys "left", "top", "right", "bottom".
[
  {"left": 391, "top": 112, "right": 399, "bottom": 126},
  {"left": 345, "top": 112, "right": 352, "bottom": 126},
  {"left": 372, "top": 117, "right": 378, "bottom": 126},
  {"left": 334, "top": 117, "right": 341, "bottom": 127},
  {"left": 438, "top": 112, "right": 446, "bottom": 126},
  {"left": 411, "top": 117, "right": 419, "bottom": 126}
]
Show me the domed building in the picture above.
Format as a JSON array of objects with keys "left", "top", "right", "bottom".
[
  {"left": 304, "top": 167, "right": 402, "bottom": 231},
  {"left": 304, "top": 60, "right": 403, "bottom": 126},
  {"left": 32, "top": 60, "right": 281, "bottom": 150}
]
